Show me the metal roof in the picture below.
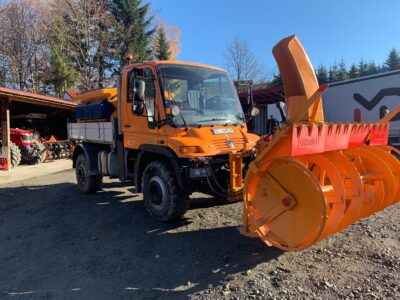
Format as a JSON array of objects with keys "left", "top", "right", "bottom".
[
  {"left": 238, "top": 86, "right": 285, "bottom": 105},
  {"left": 329, "top": 70, "right": 400, "bottom": 87},
  {"left": 0, "top": 87, "right": 76, "bottom": 110}
]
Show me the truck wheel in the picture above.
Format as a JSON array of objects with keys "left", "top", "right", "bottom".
[
  {"left": 142, "top": 160, "right": 189, "bottom": 221},
  {"left": 26, "top": 141, "right": 46, "bottom": 165},
  {"left": 10, "top": 142, "right": 22, "bottom": 168},
  {"left": 76, "top": 154, "right": 102, "bottom": 194},
  {"left": 217, "top": 190, "right": 243, "bottom": 204}
]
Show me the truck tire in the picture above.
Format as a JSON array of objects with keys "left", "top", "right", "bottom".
[
  {"left": 10, "top": 142, "right": 22, "bottom": 168},
  {"left": 142, "top": 160, "right": 189, "bottom": 222},
  {"left": 217, "top": 189, "right": 243, "bottom": 204},
  {"left": 76, "top": 154, "right": 102, "bottom": 194},
  {"left": 26, "top": 141, "right": 46, "bottom": 165}
]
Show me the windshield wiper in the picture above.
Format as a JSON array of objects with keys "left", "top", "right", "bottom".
[
  {"left": 236, "top": 113, "right": 246, "bottom": 122},
  {"left": 196, "top": 118, "right": 228, "bottom": 123}
]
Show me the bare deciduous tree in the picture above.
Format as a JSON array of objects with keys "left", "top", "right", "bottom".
[
  {"left": 0, "top": 0, "right": 51, "bottom": 92},
  {"left": 224, "top": 37, "right": 265, "bottom": 83},
  {"left": 152, "top": 18, "right": 181, "bottom": 59},
  {"left": 51, "top": 0, "right": 119, "bottom": 91}
]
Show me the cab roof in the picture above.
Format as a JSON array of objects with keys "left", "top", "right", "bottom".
[{"left": 126, "top": 60, "right": 227, "bottom": 72}]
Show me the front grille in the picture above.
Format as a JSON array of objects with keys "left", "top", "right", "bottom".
[{"left": 211, "top": 137, "right": 245, "bottom": 152}]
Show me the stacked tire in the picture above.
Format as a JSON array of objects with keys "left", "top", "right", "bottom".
[
  {"left": 10, "top": 142, "right": 22, "bottom": 168},
  {"left": 25, "top": 141, "right": 46, "bottom": 165}
]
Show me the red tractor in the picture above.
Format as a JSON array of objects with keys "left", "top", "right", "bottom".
[{"left": 0, "top": 128, "right": 46, "bottom": 168}]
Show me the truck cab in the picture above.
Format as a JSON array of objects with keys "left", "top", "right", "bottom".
[{"left": 70, "top": 61, "right": 259, "bottom": 221}]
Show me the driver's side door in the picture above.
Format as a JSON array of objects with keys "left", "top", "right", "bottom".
[{"left": 122, "top": 66, "right": 158, "bottom": 149}]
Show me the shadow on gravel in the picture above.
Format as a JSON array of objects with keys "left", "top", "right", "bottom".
[{"left": 0, "top": 180, "right": 282, "bottom": 299}]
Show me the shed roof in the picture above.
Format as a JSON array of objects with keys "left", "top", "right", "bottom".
[{"left": 0, "top": 87, "right": 76, "bottom": 110}]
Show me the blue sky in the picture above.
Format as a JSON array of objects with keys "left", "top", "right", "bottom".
[{"left": 149, "top": 0, "right": 400, "bottom": 79}]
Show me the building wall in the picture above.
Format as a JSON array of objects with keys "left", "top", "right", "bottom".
[{"left": 323, "top": 71, "right": 400, "bottom": 123}]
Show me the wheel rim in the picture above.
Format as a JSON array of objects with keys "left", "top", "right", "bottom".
[
  {"left": 149, "top": 176, "right": 167, "bottom": 208},
  {"left": 77, "top": 165, "right": 86, "bottom": 185}
]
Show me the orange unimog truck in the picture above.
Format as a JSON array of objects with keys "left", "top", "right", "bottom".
[
  {"left": 70, "top": 36, "right": 400, "bottom": 251},
  {"left": 68, "top": 60, "right": 260, "bottom": 221}
]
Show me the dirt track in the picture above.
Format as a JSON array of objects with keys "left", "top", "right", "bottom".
[{"left": 0, "top": 169, "right": 399, "bottom": 300}]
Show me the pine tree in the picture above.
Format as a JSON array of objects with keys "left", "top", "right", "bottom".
[
  {"left": 329, "top": 63, "right": 339, "bottom": 82},
  {"left": 377, "top": 64, "right": 385, "bottom": 73},
  {"left": 316, "top": 64, "right": 329, "bottom": 84},
  {"left": 358, "top": 58, "right": 369, "bottom": 77},
  {"left": 49, "top": 48, "right": 77, "bottom": 97},
  {"left": 153, "top": 26, "right": 171, "bottom": 60},
  {"left": 337, "top": 59, "right": 348, "bottom": 81},
  {"left": 384, "top": 48, "right": 400, "bottom": 71},
  {"left": 112, "top": 0, "right": 155, "bottom": 65},
  {"left": 348, "top": 63, "right": 359, "bottom": 79},
  {"left": 367, "top": 61, "right": 378, "bottom": 75}
]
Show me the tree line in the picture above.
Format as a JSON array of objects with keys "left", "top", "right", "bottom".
[
  {"left": 223, "top": 37, "right": 400, "bottom": 88},
  {"left": 315, "top": 48, "right": 400, "bottom": 84},
  {"left": 0, "top": 0, "right": 180, "bottom": 96},
  {"left": 270, "top": 48, "right": 400, "bottom": 87}
]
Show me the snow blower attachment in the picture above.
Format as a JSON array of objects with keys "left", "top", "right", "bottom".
[{"left": 241, "top": 35, "right": 400, "bottom": 251}]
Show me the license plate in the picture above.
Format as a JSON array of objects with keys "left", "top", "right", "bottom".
[{"left": 211, "top": 128, "right": 234, "bottom": 135}]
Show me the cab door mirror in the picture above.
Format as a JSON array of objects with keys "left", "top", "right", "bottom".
[
  {"left": 134, "top": 78, "right": 145, "bottom": 101},
  {"left": 250, "top": 106, "right": 260, "bottom": 117},
  {"left": 133, "top": 78, "right": 145, "bottom": 115}
]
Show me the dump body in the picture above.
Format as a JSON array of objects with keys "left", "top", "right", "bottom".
[{"left": 68, "top": 122, "right": 113, "bottom": 144}]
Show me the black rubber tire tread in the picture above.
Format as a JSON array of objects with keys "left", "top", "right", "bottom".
[
  {"left": 142, "top": 160, "right": 189, "bottom": 222},
  {"left": 216, "top": 189, "right": 243, "bottom": 204},
  {"left": 10, "top": 142, "right": 22, "bottom": 168},
  {"left": 26, "top": 141, "right": 47, "bottom": 165},
  {"left": 76, "top": 154, "right": 102, "bottom": 194}
]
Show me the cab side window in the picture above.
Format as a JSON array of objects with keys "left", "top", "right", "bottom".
[{"left": 143, "top": 68, "right": 156, "bottom": 127}]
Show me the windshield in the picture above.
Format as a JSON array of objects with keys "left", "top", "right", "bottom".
[{"left": 157, "top": 64, "right": 245, "bottom": 127}]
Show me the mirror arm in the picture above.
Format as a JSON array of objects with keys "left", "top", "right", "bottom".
[{"left": 156, "top": 116, "right": 173, "bottom": 128}]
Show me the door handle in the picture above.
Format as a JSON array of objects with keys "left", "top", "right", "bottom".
[{"left": 124, "top": 124, "right": 132, "bottom": 128}]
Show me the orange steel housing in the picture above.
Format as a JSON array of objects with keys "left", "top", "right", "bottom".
[{"left": 241, "top": 35, "right": 400, "bottom": 251}]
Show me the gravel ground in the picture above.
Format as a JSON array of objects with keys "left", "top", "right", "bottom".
[{"left": 0, "top": 169, "right": 399, "bottom": 300}]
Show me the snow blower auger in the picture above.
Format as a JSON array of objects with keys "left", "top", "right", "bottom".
[{"left": 240, "top": 35, "right": 400, "bottom": 251}]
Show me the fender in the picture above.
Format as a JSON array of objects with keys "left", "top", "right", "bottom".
[
  {"left": 134, "top": 144, "right": 187, "bottom": 193},
  {"left": 73, "top": 142, "right": 106, "bottom": 176}
]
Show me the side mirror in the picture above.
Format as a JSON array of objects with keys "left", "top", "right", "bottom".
[
  {"left": 133, "top": 102, "right": 145, "bottom": 115},
  {"left": 250, "top": 106, "right": 260, "bottom": 117},
  {"left": 132, "top": 78, "right": 145, "bottom": 115},
  {"left": 134, "top": 78, "right": 145, "bottom": 101},
  {"left": 171, "top": 105, "right": 181, "bottom": 117}
]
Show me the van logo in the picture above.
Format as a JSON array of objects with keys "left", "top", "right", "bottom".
[
  {"left": 353, "top": 88, "right": 400, "bottom": 121},
  {"left": 353, "top": 88, "right": 400, "bottom": 110}
]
